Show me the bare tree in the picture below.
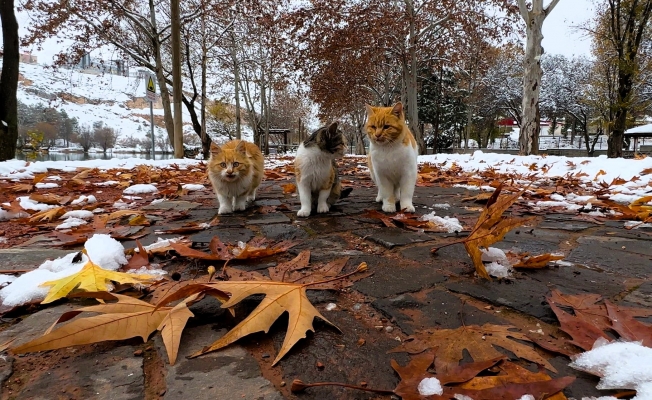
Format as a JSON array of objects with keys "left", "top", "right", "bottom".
[
  {"left": 0, "top": 0, "right": 19, "bottom": 161},
  {"left": 75, "top": 124, "right": 95, "bottom": 153},
  {"left": 93, "top": 123, "right": 119, "bottom": 153},
  {"left": 516, "top": 0, "right": 561, "bottom": 155}
]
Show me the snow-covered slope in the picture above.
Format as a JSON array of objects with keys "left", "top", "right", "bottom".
[{"left": 17, "top": 62, "right": 254, "bottom": 144}]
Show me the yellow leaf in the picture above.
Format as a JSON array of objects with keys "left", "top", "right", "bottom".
[
  {"left": 513, "top": 253, "right": 565, "bottom": 269},
  {"left": 40, "top": 252, "right": 157, "bottom": 304},
  {"left": 106, "top": 210, "right": 144, "bottom": 222},
  {"left": 29, "top": 206, "right": 66, "bottom": 223},
  {"left": 128, "top": 214, "right": 150, "bottom": 226}
]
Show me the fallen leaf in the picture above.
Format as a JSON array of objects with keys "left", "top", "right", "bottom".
[
  {"left": 29, "top": 207, "right": 65, "bottom": 223},
  {"left": 157, "top": 293, "right": 199, "bottom": 365},
  {"left": 171, "top": 237, "right": 298, "bottom": 262},
  {"left": 28, "top": 193, "right": 70, "bottom": 205},
  {"left": 512, "top": 253, "right": 565, "bottom": 269},
  {"left": 547, "top": 301, "right": 610, "bottom": 351},
  {"left": 391, "top": 324, "right": 556, "bottom": 374},
  {"left": 605, "top": 301, "right": 652, "bottom": 347},
  {"left": 106, "top": 210, "right": 144, "bottom": 223},
  {"left": 128, "top": 214, "right": 150, "bottom": 226},
  {"left": 282, "top": 183, "right": 297, "bottom": 193},
  {"left": 125, "top": 240, "right": 150, "bottom": 270},
  {"left": 40, "top": 250, "right": 157, "bottom": 304}
]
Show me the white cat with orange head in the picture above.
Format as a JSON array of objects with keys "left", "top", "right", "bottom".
[{"left": 365, "top": 102, "right": 418, "bottom": 213}]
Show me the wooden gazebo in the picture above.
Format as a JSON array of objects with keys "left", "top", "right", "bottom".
[{"left": 625, "top": 123, "right": 652, "bottom": 156}]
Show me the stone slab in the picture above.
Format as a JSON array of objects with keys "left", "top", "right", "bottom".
[
  {"left": 623, "top": 281, "right": 652, "bottom": 307},
  {"left": 0, "top": 248, "right": 72, "bottom": 271},
  {"left": 141, "top": 200, "right": 201, "bottom": 211},
  {"left": 156, "top": 325, "right": 282, "bottom": 400},
  {"left": 246, "top": 213, "right": 291, "bottom": 225},
  {"left": 0, "top": 304, "right": 78, "bottom": 346},
  {"left": 353, "top": 228, "right": 433, "bottom": 249},
  {"left": 576, "top": 235, "right": 652, "bottom": 256},
  {"left": 352, "top": 255, "right": 448, "bottom": 299},
  {"left": 190, "top": 227, "right": 254, "bottom": 244},
  {"left": 566, "top": 239, "right": 652, "bottom": 278},
  {"left": 259, "top": 224, "right": 308, "bottom": 241},
  {"left": 372, "top": 290, "right": 506, "bottom": 335}
]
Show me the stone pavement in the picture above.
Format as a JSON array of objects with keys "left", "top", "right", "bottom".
[{"left": 1, "top": 170, "right": 652, "bottom": 399}]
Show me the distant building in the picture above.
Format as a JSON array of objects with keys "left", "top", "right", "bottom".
[
  {"left": 19, "top": 53, "right": 38, "bottom": 64},
  {"left": 75, "top": 54, "right": 129, "bottom": 77}
]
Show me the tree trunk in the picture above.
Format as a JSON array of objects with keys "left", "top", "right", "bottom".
[
  {"left": 230, "top": 32, "right": 242, "bottom": 140},
  {"left": 519, "top": 15, "right": 544, "bottom": 155},
  {"left": 0, "top": 0, "right": 19, "bottom": 161},
  {"left": 352, "top": 110, "right": 366, "bottom": 155},
  {"left": 148, "top": 0, "right": 174, "bottom": 147},
  {"left": 200, "top": 10, "right": 209, "bottom": 159},
  {"left": 170, "top": 0, "right": 183, "bottom": 158},
  {"left": 404, "top": 0, "right": 425, "bottom": 154}
]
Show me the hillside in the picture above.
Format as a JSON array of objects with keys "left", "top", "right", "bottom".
[{"left": 16, "top": 62, "right": 253, "bottom": 150}]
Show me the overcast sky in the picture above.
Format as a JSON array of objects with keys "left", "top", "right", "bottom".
[
  {"left": 13, "top": 0, "right": 595, "bottom": 64},
  {"left": 541, "top": 0, "right": 595, "bottom": 58}
]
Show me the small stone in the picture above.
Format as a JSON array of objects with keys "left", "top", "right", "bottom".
[
  {"left": 325, "top": 303, "right": 337, "bottom": 311},
  {"left": 280, "top": 381, "right": 286, "bottom": 387},
  {"left": 316, "top": 361, "right": 324, "bottom": 370},
  {"left": 133, "top": 349, "right": 143, "bottom": 356},
  {"left": 384, "top": 326, "right": 394, "bottom": 333},
  {"left": 352, "top": 303, "right": 363, "bottom": 311},
  {"left": 261, "top": 353, "right": 270, "bottom": 359},
  {"left": 374, "top": 325, "right": 384, "bottom": 331}
]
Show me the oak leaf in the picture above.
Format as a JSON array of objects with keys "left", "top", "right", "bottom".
[
  {"left": 40, "top": 250, "right": 157, "bottom": 304},
  {"left": 391, "top": 323, "right": 556, "bottom": 374}
]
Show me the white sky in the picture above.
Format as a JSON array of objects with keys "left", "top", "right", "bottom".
[
  {"left": 12, "top": 1, "right": 595, "bottom": 63},
  {"left": 541, "top": 0, "right": 595, "bottom": 58}
]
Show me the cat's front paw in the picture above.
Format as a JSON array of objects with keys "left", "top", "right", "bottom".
[
  {"left": 297, "top": 208, "right": 311, "bottom": 217},
  {"left": 218, "top": 206, "right": 233, "bottom": 215},
  {"left": 317, "top": 203, "right": 330, "bottom": 213},
  {"left": 234, "top": 201, "right": 247, "bottom": 211},
  {"left": 375, "top": 194, "right": 383, "bottom": 203},
  {"left": 401, "top": 204, "right": 416, "bottom": 213},
  {"left": 382, "top": 202, "right": 397, "bottom": 213}
]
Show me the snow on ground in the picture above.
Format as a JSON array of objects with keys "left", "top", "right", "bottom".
[
  {"left": 570, "top": 339, "right": 652, "bottom": 400},
  {"left": 123, "top": 184, "right": 158, "bottom": 194},
  {"left": 182, "top": 184, "right": 205, "bottom": 191},
  {"left": 0, "top": 234, "right": 162, "bottom": 308}
]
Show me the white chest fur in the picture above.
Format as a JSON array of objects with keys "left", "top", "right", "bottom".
[
  {"left": 295, "top": 144, "right": 333, "bottom": 191},
  {"left": 369, "top": 140, "right": 418, "bottom": 184}
]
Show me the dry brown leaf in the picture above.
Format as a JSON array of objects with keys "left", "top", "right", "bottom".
[
  {"left": 391, "top": 324, "right": 556, "bottom": 374},
  {"left": 282, "top": 183, "right": 297, "bottom": 193},
  {"left": 29, "top": 207, "right": 66, "bottom": 223},
  {"left": 128, "top": 214, "right": 150, "bottom": 226},
  {"left": 106, "top": 210, "right": 144, "bottom": 222},
  {"left": 512, "top": 253, "right": 565, "bottom": 269},
  {"left": 28, "top": 193, "right": 70, "bottom": 205},
  {"left": 157, "top": 293, "right": 199, "bottom": 365}
]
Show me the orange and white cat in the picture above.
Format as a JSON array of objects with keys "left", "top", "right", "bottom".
[
  {"left": 365, "top": 102, "right": 418, "bottom": 213},
  {"left": 207, "top": 140, "right": 264, "bottom": 214}
]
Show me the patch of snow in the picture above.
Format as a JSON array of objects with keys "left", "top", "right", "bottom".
[
  {"left": 137, "top": 237, "right": 185, "bottom": 252},
  {"left": 126, "top": 267, "right": 167, "bottom": 277},
  {"left": 420, "top": 212, "right": 463, "bottom": 233},
  {"left": 0, "top": 234, "right": 127, "bottom": 307},
  {"left": 122, "top": 195, "right": 143, "bottom": 200},
  {"left": 534, "top": 200, "right": 583, "bottom": 211},
  {"left": 35, "top": 182, "right": 59, "bottom": 189},
  {"left": 570, "top": 340, "right": 652, "bottom": 400},
  {"left": 149, "top": 198, "right": 165, "bottom": 205},
  {"left": 453, "top": 396, "right": 474, "bottom": 400},
  {"left": 123, "top": 184, "right": 158, "bottom": 194},
  {"left": 481, "top": 247, "right": 510, "bottom": 265},
  {"left": 0, "top": 237, "right": 6, "bottom": 244},
  {"left": 518, "top": 396, "right": 535, "bottom": 400},
  {"left": 550, "top": 193, "right": 565, "bottom": 201},
  {"left": 0, "top": 209, "right": 28, "bottom": 221},
  {"left": 46, "top": 175, "right": 62, "bottom": 181},
  {"left": 61, "top": 210, "right": 94, "bottom": 220},
  {"left": 453, "top": 184, "right": 480, "bottom": 191},
  {"left": 325, "top": 303, "right": 337, "bottom": 311},
  {"left": 92, "top": 208, "right": 106, "bottom": 214},
  {"left": 55, "top": 217, "right": 88, "bottom": 230},
  {"left": 95, "top": 180, "right": 119, "bottom": 187},
  {"left": 417, "top": 377, "right": 443, "bottom": 396},
  {"left": 485, "top": 262, "right": 512, "bottom": 278},
  {"left": 71, "top": 194, "right": 97, "bottom": 206},
  {"left": 0, "top": 275, "right": 15, "bottom": 286},
  {"left": 18, "top": 196, "right": 55, "bottom": 211},
  {"left": 625, "top": 221, "right": 652, "bottom": 229},
  {"left": 432, "top": 203, "right": 451, "bottom": 210},
  {"left": 182, "top": 184, "right": 205, "bottom": 191}
]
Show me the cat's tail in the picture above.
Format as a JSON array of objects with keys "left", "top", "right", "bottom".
[{"left": 340, "top": 187, "right": 353, "bottom": 199}]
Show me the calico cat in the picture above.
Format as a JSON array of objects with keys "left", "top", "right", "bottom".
[
  {"left": 365, "top": 102, "right": 418, "bottom": 213},
  {"left": 207, "top": 139, "right": 264, "bottom": 214},
  {"left": 295, "top": 122, "right": 348, "bottom": 217}
]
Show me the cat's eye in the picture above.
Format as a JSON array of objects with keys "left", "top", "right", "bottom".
[
  {"left": 383, "top": 125, "right": 389, "bottom": 129},
  {"left": 220, "top": 162, "right": 227, "bottom": 168},
  {"left": 233, "top": 162, "right": 240, "bottom": 167},
  {"left": 370, "top": 125, "right": 376, "bottom": 129}
]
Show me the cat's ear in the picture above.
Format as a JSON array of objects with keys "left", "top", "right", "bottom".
[
  {"left": 365, "top": 104, "right": 374, "bottom": 117},
  {"left": 390, "top": 102, "right": 403, "bottom": 118},
  {"left": 326, "top": 122, "right": 338, "bottom": 136},
  {"left": 210, "top": 142, "right": 222, "bottom": 154},
  {"left": 235, "top": 140, "right": 247, "bottom": 154}
]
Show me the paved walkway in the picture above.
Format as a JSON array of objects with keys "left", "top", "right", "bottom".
[{"left": 1, "top": 160, "right": 651, "bottom": 399}]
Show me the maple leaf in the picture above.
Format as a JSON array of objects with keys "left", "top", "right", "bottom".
[
  {"left": 12, "top": 294, "right": 197, "bottom": 366},
  {"left": 40, "top": 250, "right": 158, "bottom": 304},
  {"left": 433, "top": 185, "right": 534, "bottom": 279},
  {"left": 125, "top": 240, "right": 150, "bottom": 270},
  {"left": 604, "top": 301, "right": 652, "bottom": 347},
  {"left": 156, "top": 264, "right": 366, "bottom": 365},
  {"left": 28, "top": 206, "right": 65, "bottom": 223},
  {"left": 391, "top": 324, "right": 556, "bottom": 374},
  {"left": 512, "top": 253, "right": 565, "bottom": 269}
]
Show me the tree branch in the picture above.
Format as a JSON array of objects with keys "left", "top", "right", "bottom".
[
  {"left": 544, "top": 0, "right": 562, "bottom": 16},
  {"left": 516, "top": 0, "right": 530, "bottom": 22}
]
